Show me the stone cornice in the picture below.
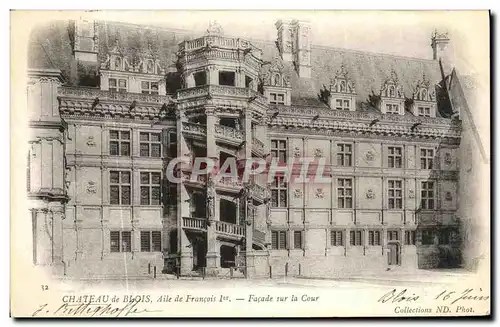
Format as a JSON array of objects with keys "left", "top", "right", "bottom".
[{"left": 269, "top": 105, "right": 461, "bottom": 140}]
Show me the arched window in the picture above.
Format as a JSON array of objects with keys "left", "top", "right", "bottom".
[
  {"left": 147, "top": 60, "right": 154, "bottom": 74},
  {"left": 420, "top": 89, "right": 427, "bottom": 101},
  {"left": 114, "top": 57, "right": 122, "bottom": 70},
  {"left": 273, "top": 73, "right": 281, "bottom": 86},
  {"left": 340, "top": 80, "right": 346, "bottom": 92},
  {"left": 388, "top": 85, "right": 395, "bottom": 97}
]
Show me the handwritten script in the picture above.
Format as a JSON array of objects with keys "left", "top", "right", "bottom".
[{"left": 32, "top": 301, "right": 163, "bottom": 317}]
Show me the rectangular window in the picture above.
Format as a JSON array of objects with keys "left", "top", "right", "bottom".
[
  {"left": 109, "top": 130, "right": 131, "bottom": 156},
  {"left": 293, "top": 231, "right": 303, "bottom": 249},
  {"left": 421, "top": 181, "right": 435, "bottom": 210},
  {"left": 110, "top": 231, "right": 131, "bottom": 252},
  {"left": 350, "top": 230, "right": 363, "bottom": 246},
  {"left": 337, "top": 178, "right": 353, "bottom": 209},
  {"left": 271, "top": 139, "right": 287, "bottom": 163},
  {"left": 337, "top": 143, "right": 352, "bottom": 167},
  {"left": 422, "top": 229, "right": 435, "bottom": 245},
  {"left": 388, "top": 146, "right": 403, "bottom": 168},
  {"left": 269, "top": 93, "right": 285, "bottom": 105},
  {"left": 418, "top": 106, "right": 431, "bottom": 117},
  {"left": 420, "top": 148, "right": 434, "bottom": 169},
  {"left": 271, "top": 176, "right": 288, "bottom": 208},
  {"left": 109, "top": 78, "right": 127, "bottom": 93},
  {"left": 387, "top": 230, "right": 400, "bottom": 241},
  {"left": 219, "top": 71, "right": 235, "bottom": 86},
  {"left": 368, "top": 230, "right": 381, "bottom": 246},
  {"left": 439, "top": 229, "right": 452, "bottom": 245},
  {"left": 141, "top": 81, "right": 159, "bottom": 95},
  {"left": 140, "top": 231, "right": 162, "bottom": 252},
  {"left": 331, "top": 230, "right": 344, "bottom": 246},
  {"left": 140, "top": 172, "right": 161, "bottom": 205},
  {"left": 388, "top": 180, "right": 403, "bottom": 209},
  {"left": 140, "top": 132, "right": 162, "bottom": 157},
  {"left": 194, "top": 71, "right": 207, "bottom": 86},
  {"left": 110, "top": 171, "right": 131, "bottom": 205},
  {"left": 405, "top": 230, "right": 416, "bottom": 245},
  {"left": 335, "top": 99, "right": 351, "bottom": 111},
  {"left": 386, "top": 103, "right": 400, "bottom": 114},
  {"left": 271, "top": 230, "right": 288, "bottom": 250}
]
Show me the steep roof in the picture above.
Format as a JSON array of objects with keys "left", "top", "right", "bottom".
[{"left": 28, "top": 20, "right": 446, "bottom": 115}]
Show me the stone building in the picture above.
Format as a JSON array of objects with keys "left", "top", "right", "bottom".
[{"left": 27, "top": 18, "right": 464, "bottom": 278}]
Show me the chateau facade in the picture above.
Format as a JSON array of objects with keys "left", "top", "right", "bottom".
[{"left": 27, "top": 18, "right": 463, "bottom": 278}]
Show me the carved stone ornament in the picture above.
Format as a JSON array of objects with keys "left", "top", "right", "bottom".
[
  {"left": 86, "top": 181, "right": 97, "bottom": 194},
  {"left": 444, "top": 152, "right": 452, "bottom": 165},
  {"left": 294, "top": 189, "right": 303, "bottom": 199},
  {"left": 413, "top": 73, "right": 436, "bottom": 102},
  {"left": 365, "top": 150, "right": 375, "bottom": 161},
  {"left": 293, "top": 146, "right": 301, "bottom": 158},
  {"left": 381, "top": 69, "right": 405, "bottom": 99},
  {"left": 315, "top": 188, "right": 325, "bottom": 199},
  {"left": 86, "top": 136, "right": 96, "bottom": 147},
  {"left": 314, "top": 148, "right": 324, "bottom": 158},
  {"left": 206, "top": 20, "right": 223, "bottom": 36},
  {"left": 445, "top": 192, "right": 453, "bottom": 201},
  {"left": 365, "top": 189, "right": 375, "bottom": 199},
  {"left": 408, "top": 189, "right": 415, "bottom": 199},
  {"left": 330, "top": 64, "right": 356, "bottom": 94}
]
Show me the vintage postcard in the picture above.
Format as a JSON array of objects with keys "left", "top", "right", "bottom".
[{"left": 10, "top": 10, "right": 490, "bottom": 317}]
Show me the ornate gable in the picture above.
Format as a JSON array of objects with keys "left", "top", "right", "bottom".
[
  {"left": 412, "top": 73, "right": 436, "bottom": 102},
  {"left": 330, "top": 64, "right": 356, "bottom": 94},
  {"left": 263, "top": 55, "right": 291, "bottom": 88},
  {"left": 380, "top": 69, "right": 404, "bottom": 99},
  {"left": 100, "top": 36, "right": 165, "bottom": 75}
]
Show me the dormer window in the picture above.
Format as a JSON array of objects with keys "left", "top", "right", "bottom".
[
  {"left": 109, "top": 78, "right": 127, "bottom": 93},
  {"left": 386, "top": 103, "right": 400, "bottom": 115},
  {"left": 141, "top": 81, "right": 159, "bottom": 95},
  {"left": 263, "top": 55, "right": 292, "bottom": 105},
  {"left": 270, "top": 92, "right": 285, "bottom": 105},
  {"left": 418, "top": 106, "right": 431, "bottom": 117},
  {"left": 335, "top": 99, "right": 351, "bottom": 111},
  {"left": 411, "top": 74, "right": 437, "bottom": 118},
  {"left": 328, "top": 65, "right": 356, "bottom": 111}
]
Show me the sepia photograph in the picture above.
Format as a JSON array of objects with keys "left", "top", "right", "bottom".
[{"left": 10, "top": 9, "right": 491, "bottom": 318}]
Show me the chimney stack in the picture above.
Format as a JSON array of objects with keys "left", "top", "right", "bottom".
[
  {"left": 431, "top": 30, "right": 452, "bottom": 77},
  {"left": 275, "top": 19, "right": 312, "bottom": 78}
]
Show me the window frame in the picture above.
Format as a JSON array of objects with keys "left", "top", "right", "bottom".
[
  {"left": 140, "top": 131, "right": 162, "bottom": 158},
  {"left": 387, "top": 146, "right": 403, "bottom": 168},
  {"left": 109, "top": 78, "right": 128, "bottom": 93},
  {"left": 385, "top": 103, "right": 400, "bottom": 115},
  {"left": 140, "top": 230, "right": 162, "bottom": 252},
  {"left": 337, "top": 178, "right": 353, "bottom": 209},
  {"left": 141, "top": 81, "right": 159, "bottom": 95},
  {"left": 404, "top": 230, "right": 416, "bottom": 245},
  {"left": 368, "top": 230, "right": 382, "bottom": 246},
  {"left": 140, "top": 171, "right": 162, "bottom": 206},
  {"left": 271, "top": 176, "right": 288, "bottom": 208},
  {"left": 349, "top": 230, "right": 363, "bottom": 246},
  {"left": 110, "top": 170, "right": 131, "bottom": 205},
  {"left": 388, "top": 179, "right": 403, "bottom": 209},
  {"left": 269, "top": 92, "right": 285, "bottom": 105},
  {"left": 293, "top": 230, "right": 304, "bottom": 250},
  {"left": 271, "top": 230, "right": 288, "bottom": 250},
  {"left": 336, "top": 143, "right": 353, "bottom": 167},
  {"left": 387, "top": 230, "right": 400, "bottom": 241},
  {"left": 421, "top": 181, "right": 436, "bottom": 210},
  {"left": 110, "top": 230, "right": 132, "bottom": 253},
  {"left": 421, "top": 229, "right": 435, "bottom": 245},
  {"left": 330, "top": 230, "right": 344, "bottom": 247},
  {"left": 420, "top": 148, "right": 434, "bottom": 170},
  {"left": 335, "top": 98, "right": 351, "bottom": 111},
  {"left": 109, "top": 130, "right": 131, "bottom": 156},
  {"left": 417, "top": 106, "right": 431, "bottom": 117},
  {"left": 270, "top": 139, "right": 287, "bottom": 163}
]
